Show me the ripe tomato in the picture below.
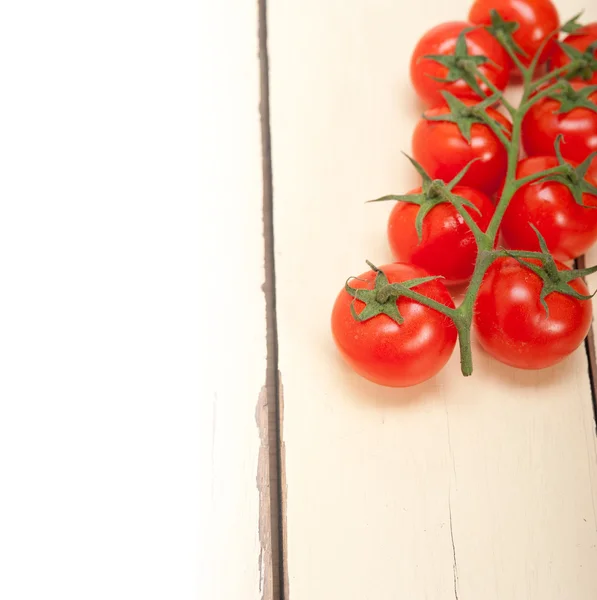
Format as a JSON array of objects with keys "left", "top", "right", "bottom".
[
  {"left": 501, "top": 156, "right": 597, "bottom": 261},
  {"left": 412, "top": 102, "right": 512, "bottom": 196},
  {"left": 410, "top": 21, "right": 510, "bottom": 106},
  {"left": 387, "top": 186, "right": 495, "bottom": 285},
  {"left": 550, "top": 23, "right": 597, "bottom": 84},
  {"left": 522, "top": 82, "right": 597, "bottom": 166},
  {"left": 469, "top": 0, "right": 559, "bottom": 69},
  {"left": 474, "top": 257, "right": 592, "bottom": 369},
  {"left": 331, "top": 263, "right": 456, "bottom": 387}
]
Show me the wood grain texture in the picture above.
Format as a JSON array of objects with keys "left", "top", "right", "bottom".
[
  {"left": 268, "top": 1, "right": 597, "bottom": 598},
  {"left": 198, "top": 1, "right": 270, "bottom": 598}
]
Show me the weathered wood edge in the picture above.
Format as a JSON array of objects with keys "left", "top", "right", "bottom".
[
  {"left": 577, "top": 254, "right": 597, "bottom": 435},
  {"left": 258, "top": 0, "right": 288, "bottom": 597}
]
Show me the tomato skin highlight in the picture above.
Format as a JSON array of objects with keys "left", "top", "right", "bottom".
[
  {"left": 474, "top": 257, "right": 592, "bottom": 370},
  {"left": 387, "top": 186, "right": 495, "bottom": 285},
  {"left": 501, "top": 156, "right": 597, "bottom": 261},
  {"left": 331, "top": 263, "right": 457, "bottom": 387},
  {"left": 410, "top": 21, "right": 510, "bottom": 106},
  {"left": 550, "top": 23, "right": 597, "bottom": 85},
  {"left": 412, "top": 102, "right": 512, "bottom": 197},
  {"left": 522, "top": 83, "right": 597, "bottom": 165},
  {"left": 469, "top": 0, "right": 560, "bottom": 69}
]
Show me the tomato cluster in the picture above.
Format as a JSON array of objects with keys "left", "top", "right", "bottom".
[{"left": 332, "top": 0, "right": 597, "bottom": 387}]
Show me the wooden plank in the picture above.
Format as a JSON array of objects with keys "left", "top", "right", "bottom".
[
  {"left": 0, "top": 1, "right": 270, "bottom": 599},
  {"left": 269, "top": 1, "right": 597, "bottom": 598},
  {"left": 199, "top": 1, "right": 273, "bottom": 599}
]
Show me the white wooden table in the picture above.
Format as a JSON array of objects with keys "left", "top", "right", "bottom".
[
  {"left": 3, "top": 2, "right": 596, "bottom": 598},
  {"left": 204, "top": 1, "right": 597, "bottom": 598}
]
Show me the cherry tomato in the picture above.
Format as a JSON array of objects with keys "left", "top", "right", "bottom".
[
  {"left": 550, "top": 23, "right": 597, "bottom": 84},
  {"left": 522, "top": 82, "right": 597, "bottom": 166},
  {"left": 412, "top": 102, "right": 512, "bottom": 196},
  {"left": 474, "top": 257, "right": 592, "bottom": 369},
  {"left": 410, "top": 21, "right": 511, "bottom": 106},
  {"left": 469, "top": 0, "right": 559, "bottom": 69},
  {"left": 501, "top": 156, "right": 597, "bottom": 261},
  {"left": 387, "top": 186, "right": 495, "bottom": 285},
  {"left": 331, "top": 263, "right": 456, "bottom": 387}
]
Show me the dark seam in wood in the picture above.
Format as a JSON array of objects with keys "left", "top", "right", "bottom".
[
  {"left": 258, "top": 0, "right": 287, "bottom": 597},
  {"left": 256, "top": 388, "right": 274, "bottom": 600},
  {"left": 577, "top": 255, "right": 597, "bottom": 436},
  {"left": 278, "top": 377, "right": 289, "bottom": 600},
  {"left": 448, "top": 492, "right": 459, "bottom": 600}
]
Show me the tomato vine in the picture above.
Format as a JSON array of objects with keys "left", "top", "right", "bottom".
[{"left": 341, "top": 8, "right": 597, "bottom": 380}]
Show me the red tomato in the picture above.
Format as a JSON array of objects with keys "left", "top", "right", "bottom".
[
  {"left": 501, "top": 156, "right": 597, "bottom": 260},
  {"left": 387, "top": 186, "right": 495, "bottom": 285},
  {"left": 410, "top": 21, "right": 511, "bottom": 106},
  {"left": 474, "top": 257, "right": 592, "bottom": 369},
  {"left": 522, "top": 82, "right": 597, "bottom": 165},
  {"left": 412, "top": 102, "right": 512, "bottom": 196},
  {"left": 469, "top": 0, "right": 559, "bottom": 68},
  {"left": 550, "top": 23, "right": 597, "bottom": 84},
  {"left": 331, "top": 263, "right": 456, "bottom": 387}
]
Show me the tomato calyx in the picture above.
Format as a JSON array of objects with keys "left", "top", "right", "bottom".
[
  {"left": 424, "top": 92, "right": 510, "bottom": 146},
  {"left": 561, "top": 12, "right": 585, "bottom": 35},
  {"left": 503, "top": 226, "right": 597, "bottom": 315},
  {"left": 484, "top": 9, "right": 527, "bottom": 59},
  {"left": 557, "top": 40, "right": 597, "bottom": 81},
  {"left": 422, "top": 29, "right": 497, "bottom": 99},
  {"left": 369, "top": 153, "right": 483, "bottom": 241},
  {"left": 544, "top": 80, "right": 597, "bottom": 113},
  {"left": 532, "top": 136, "right": 597, "bottom": 206},
  {"left": 345, "top": 262, "right": 452, "bottom": 325}
]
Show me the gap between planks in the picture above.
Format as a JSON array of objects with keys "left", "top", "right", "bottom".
[
  {"left": 258, "top": 0, "right": 288, "bottom": 598},
  {"left": 577, "top": 255, "right": 597, "bottom": 434}
]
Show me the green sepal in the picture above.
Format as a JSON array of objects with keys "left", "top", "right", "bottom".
[
  {"left": 445, "top": 157, "right": 482, "bottom": 191},
  {"left": 402, "top": 151, "right": 432, "bottom": 185},
  {"left": 485, "top": 9, "right": 528, "bottom": 58},
  {"left": 505, "top": 224, "right": 597, "bottom": 316},
  {"left": 422, "top": 29, "right": 493, "bottom": 98},
  {"left": 367, "top": 193, "right": 426, "bottom": 205},
  {"left": 558, "top": 40, "right": 597, "bottom": 81},
  {"left": 368, "top": 155, "right": 482, "bottom": 241},
  {"left": 534, "top": 136, "right": 597, "bottom": 206},
  {"left": 345, "top": 263, "right": 443, "bottom": 325},
  {"left": 561, "top": 12, "right": 584, "bottom": 35},
  {"left": 423, "top": 91, "right": 507, "bottom": 144},
  {"left": 544, "top": 81, "right": 597, "bottom": 114}
]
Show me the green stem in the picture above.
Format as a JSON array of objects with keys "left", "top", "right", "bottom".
[
  {"left": 454, "top": 250, "right": 496, "bottom": 376},
  {"left": 485, "top": 112, "right": 523, "bottom": 244},
  {"left": 531, "top": 64, "right": 572, "bottom": 91},
  {"left": 496, "top": 31, "right": 528, "bottom": 76},
  {"left": 472, "top": 68, "right": 515, "bottom": 115},
  {"left": 520, "top": 81, "right": 566, "bottom": 112},
  {"left": 491, "top": 249, "right": 546, "bottom": 259},
  {"left": 474, "top": 108, "right": 512, "bottom": 150},
  {"left": 444, "top": 190, "right": 487, "bottom": 244},
  {"left": 512, "top": 165, "right": 568, "bottom": 190},
  {"left": 450, "top": 31, "right": 582, "bottom": 375},
  {"left": 456, "top": 322, "right": 474, "bottom": 377},
  {"left": 382, "top": 285, "right": 458, "bottom": 320},
  {"left": 436, "top": 29, "right": 595, "bottom": 376}
]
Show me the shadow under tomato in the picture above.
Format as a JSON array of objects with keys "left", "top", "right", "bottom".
[
  {"left": 331, "top": 351, "right": 450, "bottom": 409},
  {"left": 398, "top": 81, "right": 427, "bottom": 122},
  {"left": 471, "top": 337, "right": 572, "bottom": 390}
]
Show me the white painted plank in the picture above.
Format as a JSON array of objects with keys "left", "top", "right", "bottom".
[
  {"left": 269, "top": 1, "right": 597, "bottom": 598},
  {"left": 198, "top": 2, "right": 271, "bottom": 600},
  {"left": 0, "top": 2, "right": 268, "bottom": 600}
]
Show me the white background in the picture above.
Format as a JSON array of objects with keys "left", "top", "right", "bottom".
[{"left": 0, "top": 2, "right": 212, "bottom": 598}]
